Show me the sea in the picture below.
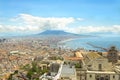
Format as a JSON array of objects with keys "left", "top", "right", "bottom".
[{"left": 61, "top": 35, "right": 120, "bottom": 51}]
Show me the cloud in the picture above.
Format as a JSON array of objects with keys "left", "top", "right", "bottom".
[
  {"left": 0, "top": 13, "right": 120, "bottom": 34},
  {"left": 1, "top": 14, "right": 80, "bottom": 33},
  {"left": 66, "top": 25, "right": 120, "bottom": 34},
  {"left": 0, "top": 25, "right": 25, "bottom": 32},
  {"left": 77, "top": 18, "right": 84, "bottom": 21},
  {"left": 12, "top": 14, "right": 76, "bottom": 31}
]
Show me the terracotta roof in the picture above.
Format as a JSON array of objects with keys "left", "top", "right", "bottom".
[
  {"left": 9, "top": 56, "right": 16, "bottom": 59},
  {"left": 63, "top": 51, "right": 84, "bottom": 61}
]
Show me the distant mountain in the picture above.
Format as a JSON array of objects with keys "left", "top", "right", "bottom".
[{"left": 38, "top": 30, "right": 78, "bottom": 36}]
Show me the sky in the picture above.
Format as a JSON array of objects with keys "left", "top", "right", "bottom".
[{"left": 0, "top": 0, "right": 120, "bottom": 36}]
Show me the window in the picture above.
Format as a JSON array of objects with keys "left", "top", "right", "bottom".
[
  {"left": 98, "top": 64, "right": 102, "bottom": 70},
  {"left": 105, "top": 77, "right": 109, "bottom": 80},
  {"left": 113, "top": 75, "right": 115, "bottom": 78},
  {"left": 90, "top": 75, "right": 92, "bottom": 78},
  {"left": 96, "top": 75, "right": 100, "bottom": 80},
  {"left": 61, "top": 77, "right": 63, "bottom": 79},
  {"left": 88, "top": 65, "right": 92, "bottom": 67},
  {"left": 105, "top": 75, "right": 109, "bottom": 80},
  {"left": 100, "top": 77, "right": 104, "bottom": 80}
]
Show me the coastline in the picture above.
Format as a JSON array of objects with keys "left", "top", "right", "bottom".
[
  {"left": 58, "top": 36, "right": 96, "bottom": 44},
  {"left": 58, "top": 38, "right": 78, "bottom": 44},
  {"left": 57, "top": 36, "right": 120, "bottom": 51}
]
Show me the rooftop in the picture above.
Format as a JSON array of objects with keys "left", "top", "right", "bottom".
[
  {"left": 86, "top": 52, "right": 102, "bottom": 60},
  {"left": 83, "top": 52, "right": 104, "bottom": 64},
  {"left": 61, "top": 65, "right": 76, "bottom": 76},
  {"left": 75, "top": 52, "right": 83, "bottom": 58},
  {"left": 63, "top": 56, "right": 83, "bottom": 61}
]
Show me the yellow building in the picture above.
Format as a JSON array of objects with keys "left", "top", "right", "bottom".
[{"left": 77, "top": 51, "right": 120, "bottom": 80}]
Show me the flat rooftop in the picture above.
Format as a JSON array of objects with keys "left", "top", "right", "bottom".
[{"left": 61, "top": 65, "right": 76, "bottom": 76}]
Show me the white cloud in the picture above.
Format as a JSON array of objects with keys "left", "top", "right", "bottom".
[
  {"left": 77, "top": 18, "right": 84, "bottom": 21},
  {"left": 66, "top": 25, "right": 120, "bottom": 34},
  {"left": 0, "top": 25, "right": 25, "bottom": 32},
  {"left": 13, "top": 14, "right": 75, "bottom": 31},
  {"left": 0, "top": 14, "right": 78, "bottom": 33},
  {"left": 0, "top": 13, "right": 120, "bottom": 34}
]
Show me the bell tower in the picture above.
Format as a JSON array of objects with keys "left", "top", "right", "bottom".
[{"left": 107, "top": 46, "right": 118, "bottom": 63}]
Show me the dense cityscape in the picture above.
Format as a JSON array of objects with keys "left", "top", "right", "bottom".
[
  {"left": 0, "top": 35, "right": 120, "bottom": 80},
  {"left": 1, "top": 0, "right": 120, "bottom": 80}
]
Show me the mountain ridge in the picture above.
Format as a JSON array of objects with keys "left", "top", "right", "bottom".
[{"left": 38, "top": 30, "right": 78, "bottom": 36}]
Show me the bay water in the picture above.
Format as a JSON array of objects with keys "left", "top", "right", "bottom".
[{"left": 62, "top": 35, "right": 120, "bottom": 51}]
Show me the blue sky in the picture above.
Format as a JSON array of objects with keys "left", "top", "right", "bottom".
[{"left": 0, "top": 0, "right": 120, "bottom": 36}]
